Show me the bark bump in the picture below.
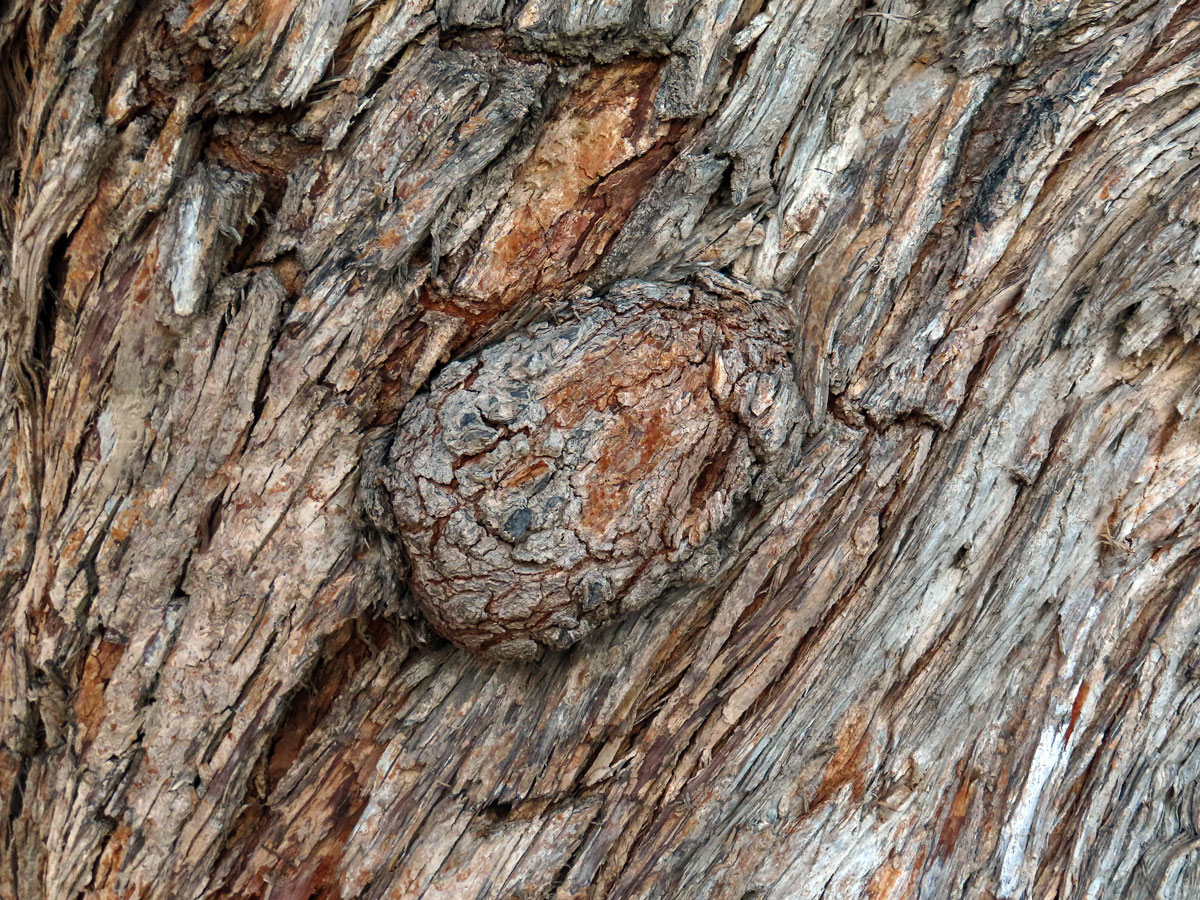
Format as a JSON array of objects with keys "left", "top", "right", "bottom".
[{"left": 366, "top": 271, "right": 804, "bottom": 660}]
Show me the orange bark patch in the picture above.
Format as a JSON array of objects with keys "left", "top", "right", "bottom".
[
  {"left": 63, "top": 170, "right": 129, "bottom": 312},
  {"left": 181, "top": 0, "right": 218, "bottom": 31},
  {"left": 438, "top": 58, "right": 676, "bottom": 324},
  {"left": 543, "top": 370, "right": 619, "bottom": 429},
  {"left": 582, "top": 405, "right": 675, "bottom": 532},
  {"left": 230, "top": 0, "right": 291, "bottom": 46},
  {"left": 84, "top": 821, "right": 132, "bottom": 900},
  {"left": 867, "top": 855, "right": 905, "bottom": 900},
  {"left": 74, "top": 639, "right": 128, "bottom": 751},
  {"left": 540, "top": 332, "right": 715, "bottom": 537},
  {"left": 501, "top": 458, "right": 552, "bottom": 489},
  {"left": 812, "top": 711, "right": 870, "bottom": 809},
  {"left": 208, "top": 124, "right": 308, "bottom": 181},
  {"left": 1064, "top": 679, "right": 1090, "bottom": 745},
  {"left": 905, "top": 846, "right": 928, "bottom": 898},
  {"left": 109, "top": 498, "right": 144, "bottom": 543},
  {"left": 935, "top": 770, "right": 974, "bottom": 860}
]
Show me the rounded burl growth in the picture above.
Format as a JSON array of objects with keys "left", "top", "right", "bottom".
[{"left": 367, "top": 273, "right": 804, "bottom": 660}]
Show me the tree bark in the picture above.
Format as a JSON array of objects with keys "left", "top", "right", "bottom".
[{"left": 2, "top": 1, "right": 1200, "bottom": 898}]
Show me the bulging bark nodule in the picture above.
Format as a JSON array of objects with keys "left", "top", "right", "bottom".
[{"left": 365, "top": 272, "right": 803, "bottom": 660}]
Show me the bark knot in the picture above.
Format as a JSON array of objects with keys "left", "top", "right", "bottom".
[{"left": 365, "top": 272, "right": 804, "bottom": 660}]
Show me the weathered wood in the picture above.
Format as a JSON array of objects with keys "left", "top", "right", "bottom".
[{"left": 1, "top": 1, "right": 1199, "bottom": 899}]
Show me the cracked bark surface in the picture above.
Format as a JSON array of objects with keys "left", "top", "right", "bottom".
[
  {"left": 365, "top": 272, "right": 803, "bottom": 660},
  {"left": 1, "top": 1, "right": 1199, "bottom": 899}
]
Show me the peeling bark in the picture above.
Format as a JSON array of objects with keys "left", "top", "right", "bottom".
[{"left": 1, "top": 1, "right": 1200, "bottom": 899}]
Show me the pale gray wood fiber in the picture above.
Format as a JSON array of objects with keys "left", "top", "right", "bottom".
[{"left": 0, "top": 1, "right": 1198, "bottom": 899}]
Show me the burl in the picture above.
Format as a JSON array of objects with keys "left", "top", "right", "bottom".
[{"left": 366, "top": 272, "right": 804, "bottom": 660}]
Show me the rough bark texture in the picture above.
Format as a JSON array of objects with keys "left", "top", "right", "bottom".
[
  {"left": 366, "top": 272, "right": 803, "bottom": 661},
  {"left": 1, "top": 1, "right": 1199, "bottom": 899}
]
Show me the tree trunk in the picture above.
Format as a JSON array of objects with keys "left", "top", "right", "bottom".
[{"left": 3, "top": 0, "right": 1200, "bottom": 898}]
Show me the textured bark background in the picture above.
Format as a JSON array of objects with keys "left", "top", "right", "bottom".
[{"left": 2, "top": 0, "right": 1200, "bottom": 898}]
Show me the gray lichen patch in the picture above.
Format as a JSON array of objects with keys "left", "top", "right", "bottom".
[{"left": 365, "top": 272, "right": 805, "bottom": 660}]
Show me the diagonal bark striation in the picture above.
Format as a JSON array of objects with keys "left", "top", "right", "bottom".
[{"left": 0, "top": 1, "right": 1198, "bottom": 899}]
